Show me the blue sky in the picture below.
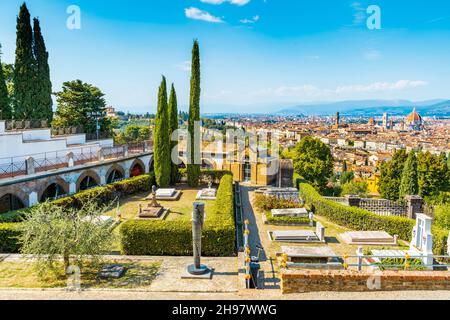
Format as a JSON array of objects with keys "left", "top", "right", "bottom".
[{"left": 1, "top": 0, "right": 450, "bottom": 114}]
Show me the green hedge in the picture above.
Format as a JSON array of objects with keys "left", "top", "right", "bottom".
[
  {"left": 0, "top": 174, "right": 156, "bottom": 253},
  {"left": 264, "top": 211, "right": 311, "bottom": 226},
  {"left": 0, "top": 223, "right": 22, "bottom": 253},
  {"left": 52, "top": 173, "right": 155, "bottom": 209},
  {"left": 299, "top": 183, "right": 449, "bottom": 255},
  {"left": 120, "top": 174, "right": 236, "bottom": 256}
]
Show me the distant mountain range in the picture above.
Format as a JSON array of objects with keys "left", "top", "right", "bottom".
[{"left": 277, "top": 99, "right": 450, "bottom": 117}]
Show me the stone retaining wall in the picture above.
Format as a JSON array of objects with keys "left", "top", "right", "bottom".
[{"left": 281, "top": 270, "right": 450, "bottom": 294}]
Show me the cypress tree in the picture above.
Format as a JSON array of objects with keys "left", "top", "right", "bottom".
[
  {"left": 13, "top": 3, "right": 36, "bottom": 119},
  {"left": 33, "top": 18, "right": 53, "bottom": 122},
  {"left": 0, "top": 46, "right": 12, "bottom": 120},
  {"left": 153, "top": 76, "right": 171, "bottom": 187},
  {"left": 187, "top": 40, "right": 201, "bottom": 187},
  {"left": 168, "top": 83, "right": 179, "bottom": 185},
  {"left": 399, "top": 151, "right": 419, "bottom": 200}
]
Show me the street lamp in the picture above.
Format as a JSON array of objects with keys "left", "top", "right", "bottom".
[{"left": 87, "top": 111, "right": 105, "bottom": 140}]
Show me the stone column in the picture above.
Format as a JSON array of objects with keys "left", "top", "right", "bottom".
[
  {"left": 66, "top": 152, "right": 75, "bottom": 167},
  {"left": 186, "top": 202, "right": 211, "bottom": 276},
  {"left": 69, "top": 182, "right": 77, "bottom": 195},
  {"left": 346, "top": 195, "right": 361, "bottom": 207},
  {"left": 28, "top": 191, "right": 38, "bottom": 207},
  {"left": 124, "top": 145, "right": 129, "bottom": 157},
  {"left": 405, "top": 195, "right": 423, "bottom": 220},
  {"left": 98, "top": 148, "right": 105, "bottom": 161},
  {"left": 25, "top": 156, "right": 35, "bottom": 175}
]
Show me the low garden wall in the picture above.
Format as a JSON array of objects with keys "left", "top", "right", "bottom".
[
  {"left": 299, "top": 183, "right": 449, "bottom": 255},
  {"left": 281, "top": 270, "right": 450, "bottom": 293},
  {"left": 0, "top": 173, "right": 156, "bottom": 253},
  {"left": 120, "top": 174, "right": 236, "bottom": 257}
]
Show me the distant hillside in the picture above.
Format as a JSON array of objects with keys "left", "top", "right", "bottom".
[{"left": 277, "top": 99, "right": 450, "bottom": 116}]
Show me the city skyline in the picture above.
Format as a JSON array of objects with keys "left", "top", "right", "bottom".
[{"left": 1, "top": 0, "right": 450, "bottom": 114}]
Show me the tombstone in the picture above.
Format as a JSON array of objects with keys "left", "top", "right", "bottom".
[
  {"left": 447, "top": 231, "right": 450, "bottom": 256},
  {"left": 183, "top": 202, "right": 213, "bottom": 279},
  {"left": 410, "top": 214, "right": 433, "bottom": 268},
  {"left": 316, "top": 222, "right": 325, "bottom": 242}
]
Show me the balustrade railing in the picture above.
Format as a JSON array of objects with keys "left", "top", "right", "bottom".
[{"left": 0, "top": 140, "right": 152, "bottom": 180}]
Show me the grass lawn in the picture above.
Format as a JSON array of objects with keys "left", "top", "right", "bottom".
[
  {"left": 249, "top": 191, "right": 408, "bottom": 269},
  {"left": 104, "top": 183, "right": 217, "bottom": 252},
  {"left": 104, "top": 184, "right": 216, "bottom": 222},
  {"left": 0, "top": 260, "right": 161, "bottom": 289}
]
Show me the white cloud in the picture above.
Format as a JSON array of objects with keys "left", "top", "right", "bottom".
[
  {"left": 240, "top": 15, "right": 260, "bottom": 24},
  {"left": 249, "top": 80, "right": 428, "bottom": 99},
  {"left": 335, "top": 80, "right": 429, "bottom": 94},
  {"left": 200, "top": 0, "right": 251, "bottom": 6},
  {"left": 185, "top": 7, "right": 224, "bottom": 23},
  {"left": 175, "top": 61, "right": 191, "bottom": 72}
]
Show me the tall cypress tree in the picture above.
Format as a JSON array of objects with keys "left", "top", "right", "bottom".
[
  {"left": 154, "top": 76, "right": 171, "bottom": 187},
  {"left": 33, "top": 18, "right": 53, "bottom": 122},
  {"left": 187, "top": 40, "right": 201, "bottom": 187},
  {"left": 13, "top": 3, "right": 36, "bottom": 119},
  {"left": 399, "top": 151, "right": 419, "bottom": 200},
  {"left": 0, "top": 46, "right": 12, "bottom": 120},
  {"left": 168, "top": 83, "right": 179, "bottom": 185}
]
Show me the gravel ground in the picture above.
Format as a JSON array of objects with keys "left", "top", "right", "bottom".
[{"left": 0, "top": 288, "right": 449, "bottom": 300}]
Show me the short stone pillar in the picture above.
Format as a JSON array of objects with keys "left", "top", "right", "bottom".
[
  {"left": 69, "top": 182, "right": 77, "bottom": 195},
  {"left": 98, "top": 148, "right": 105, "bottom": 161},
  {"left": 66, "top": 152, "right": 74, "bottom": 167},
  {"left": 346, "top": 195, "right": 361, "bottom": 208},
  {"left": 124, "top": 145, "right": 129, "bottom": 157},
  {"left": 25, "top": 156, "right": 35, "bottom": 175},
  {"left": 143, "top": 141, "right": 148, "bottom": 152},
  {"left": 356, "top": 246, "right": 364, "bottom": 271},
  {"left": 28, "top": 192, "right": 38, "bottom": 207},
  {"left": 405, "top": 195, "right": 424, "bottom": 220}
]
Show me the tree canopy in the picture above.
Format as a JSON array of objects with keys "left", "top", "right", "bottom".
[
  {"left": 399, "top": 150, "right": 419, "bottom": 200},
  {"left": 53, "top": 80, "right": 111, "bottom": 134},
  {"left": 292, "top": 136, "right": 333, "bottom": 190}
]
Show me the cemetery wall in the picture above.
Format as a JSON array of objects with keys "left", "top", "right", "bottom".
[{"left": 281, "top": 270, "right": 450, "bottom": 293}]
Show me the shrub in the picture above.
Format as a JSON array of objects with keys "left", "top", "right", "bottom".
[
  {"left": 0, "top": 223, "right": 22, "bottom": 253},
  {"left": 264, "top": 211, "right": 311, "bottom": 226},
  {"left": 52, "top": 173, "right": 156, "bottom": 209},
  {"left": 254, "top": 194, "right": 301, "bottom": 212},
  {"left": 434, "top": 205, "right": 450, "bottom": 230},
  {"left": 178, "top": 169, "right": 232, "bottom": 185},
  {"left": 120, "top": 174, "right": 236, "bottom": 256},
  {"left": 299, "top": 183, "right": 448, "bottom": 255}
]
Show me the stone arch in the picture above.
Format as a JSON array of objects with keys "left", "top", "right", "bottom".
[
  {"left": 76, "top": 170, "right": 101, "bottom": 191},
  {"left": 130, "top": 159, "right": 145, "bottom": 177},
  {"left": 148, "top": 158, "right": 155, "bottom": 172},
  {"left": 0, "top": 188, "right": 28, "bottom": 213},
  {"left": 106, "top": 164, "right": 125, "bottom": 184},
  {"left": 38, "top": 177, "right": 70, "bottom": 202}
]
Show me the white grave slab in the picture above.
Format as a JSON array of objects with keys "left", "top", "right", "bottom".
[
  {"left": 156, "top": 189, "right": 176, "bottom": 198},
  {"left": 271, "top": 208, "right": 308, "bottom": 217},
  {"left": 340, "top": 231, "right": 398, "bottom": 245}
]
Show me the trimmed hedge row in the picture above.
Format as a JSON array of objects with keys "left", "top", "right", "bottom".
[
  {"left": 254, "top": 194, "right": 303, "bottom": 211},
  {"left": 52, "top": 173, "right": 156, "bottom": 209},
  {"left": 0, "top": 223, "right": 22, "bottom": 253},
  {"left": 264, "top": 211, "right": 311, "bottom": 226},
  {"left": 120, "top": 174, "right": 236, "bottom": 256},
  {"left": 299, "top": 183, "right": 449, "bottom": 255}
]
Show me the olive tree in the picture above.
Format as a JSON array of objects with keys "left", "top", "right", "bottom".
[{"left": 20, "top": 200, "right": 115, "bottom": 276}]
